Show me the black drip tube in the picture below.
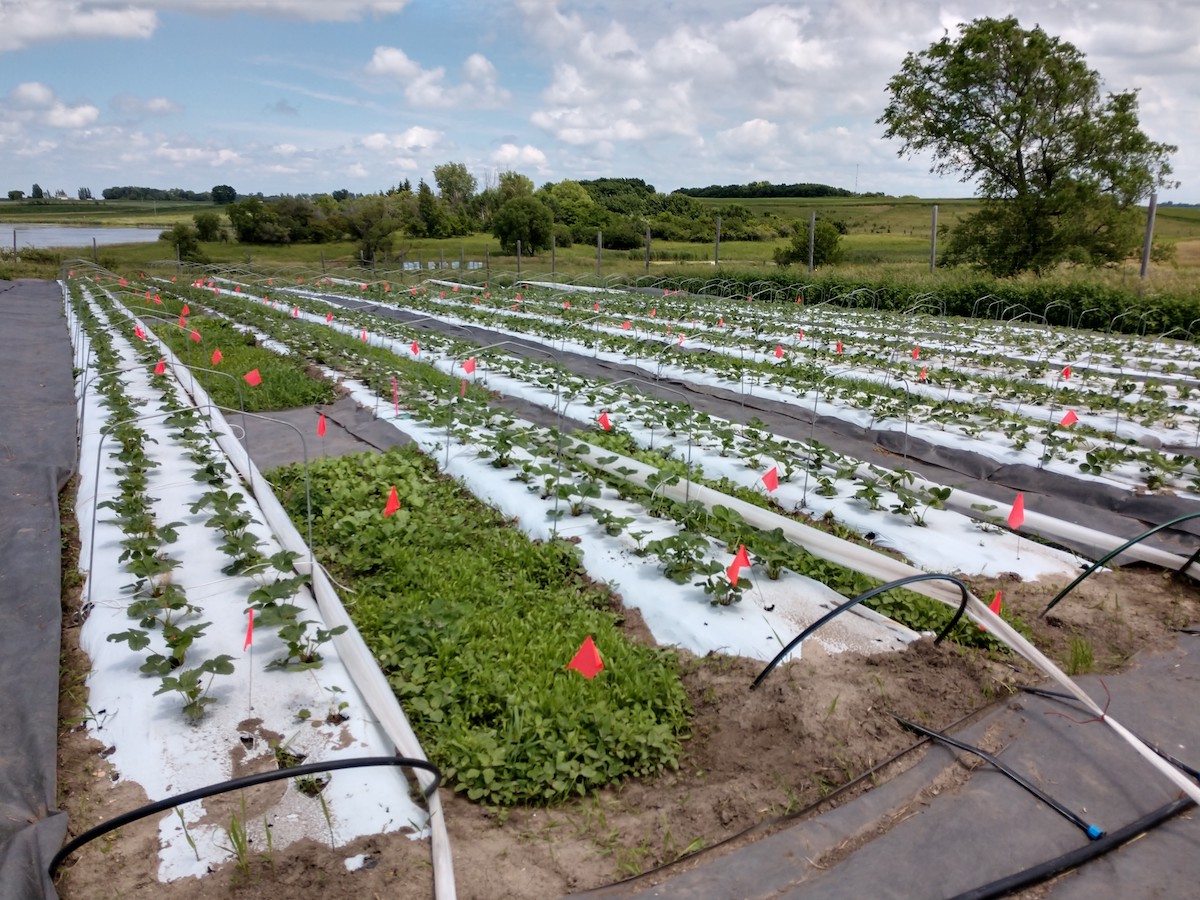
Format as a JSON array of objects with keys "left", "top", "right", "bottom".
[
  {"left": 751, "top": 573, "right": 970, "bottom": 690},
  {"left": 948, "top": 797, "right": 1194, "bottom": 900},
  {"left": 50, "top": 755, "right": 440, "bottom": 879},
  {"left": 1041, "top": 510, "right": 1200, "bottom": 617},
  {"left": 892, "top": 715, "right": 1104, "bottom": 841}
]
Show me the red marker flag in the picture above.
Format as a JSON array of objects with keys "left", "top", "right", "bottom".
[
  {"left": 650, "top": 308, "right": 657, "bottom": 317},
  {"left": 326, "top": 311, "right": 333, "bottom": 323},
  {"left": 678, "top": 333, "right": 685, "bottom": 345},
  {"left": 567, "top": 635, "right": 604, "bottom": 679},
  {"left": 598, "top": 411, "right": 612, "bottom": 431},
  {"left": 563, "top": 300, "right": 570, "bottom": 309},
  {"left": 979, "top": 590, "right": 1003, "bottom": 632},
  {"left": 718, "top": 317, "right": 724, "bottom": 327},
  {"left": 919, "top": 366, "right": 928, "bottom": 381},
  {"left": 134, "top": 324, "right": 146, "bottom": 340},
  {"left": 762, "top": 466, "right": 779, "bottom": 492},
  {"left": 178, "top": 314, "right": 187, "bottom": 328},
  {"left": 593, "top": 302, "right": 600, "bottom": 311},
  {"left": 293, "top": 306, "right": 299, "bottom": 317},
  {"left": 1007, "top": 493, "right": 1025, "bottom": 530},
  {"left": 1063, "top": 365, "right": 1072, "bottom": 380},
  {"left": 154, "top": 358, "right": 166, "bottom": 375},
  {"left": 411, "top": 339, "right": 419, "bottom": 355},
  {"left": 1060, "top": 409, "right": 1079, "bottom": 427},
  {"left": 734, "top": 544, "right": 751, "bottom": 569},
  {"left": 317, "top": 414, "right": 326, "bottom": 437},
  {"left": 836, "top": 340, "right": 843, "bottom": 355},
  {"left": 462, "top": 357, "right": 476, "bottom": 374},
  {"left": 153, "top": 294, "right": 162, "bottom": 305},
  {"left": 243, "top": 369, "right": 262, "bottom": 386},
  {"left": 622, "top": 320, "right": 631, "bottom": 330},
  {"left": 798, "top": 329, "right": 804, "bottom": 340},
  {"left": 181, "top": 303, "right": 190, "bottom": 316},
  {"left": 361, "top": 329, "right": 368, "bottom": 342},
  {"left": 189, "top": 328, "right": 201, "bottom": 342},
  {"left": 774, "top": 344, "right": 784, "bottom": 359},
  {"left": 383, "top": 485, "right": 401, "bottom": 517},
  {"left": 243, "top": 609, "right": 254, "bottom": 651},
  {"left": 460, "top": 379, "right": 467, "bottom": 397},
  {"left": 912, "top": 346, "right": 920, "bottom": 359},
  {"left": 727, "top": 544, "right": 751, "bottom": 583},
  {"left": 212, "top": 348, "right": 223, "bottom": 365}
]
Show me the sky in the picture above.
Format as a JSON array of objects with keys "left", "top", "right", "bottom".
[{"left": 1, "top": 0, "right": 1197, "bottom": 202}]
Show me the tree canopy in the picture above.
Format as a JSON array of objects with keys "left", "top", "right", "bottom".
[
  {"left": 878, "top": 16, "right": 1177, "bottom": 276},
  {"left": 773, "top": 218, "right": 843, "bottom": 269},
  {"left": 492, "top": 195, "right": 554, "bottom": 255}
]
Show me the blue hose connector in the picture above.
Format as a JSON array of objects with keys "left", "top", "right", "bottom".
[{"left": 1086, "top": 825, "right": 1104, "bottom": 840}]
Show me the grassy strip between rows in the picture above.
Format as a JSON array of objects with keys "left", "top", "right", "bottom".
[
  {"left": 269, "top": 446, "right": 690, "bottom": 805},
  {"left": 151, "top": 314, "right": 337, "bottom": 412}
]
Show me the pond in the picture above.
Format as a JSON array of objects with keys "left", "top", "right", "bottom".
[{"left": 1, "top": 223, "right": 164, "bottom": 250}]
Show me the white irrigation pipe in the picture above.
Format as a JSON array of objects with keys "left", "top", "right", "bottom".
[
  {"left": 569, "top": 438, "right": 1200, "bottom": 807},
  {"left": 156, "top": 349, "right": 456, "bottom": 900}
]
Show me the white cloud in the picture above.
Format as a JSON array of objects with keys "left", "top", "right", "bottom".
[
  {"left": 10, "top": 81, "right": 56, "bottom": 107},
  {"left": 347, "top": 162, "right": 368, "bottom": 178},
  {"left": 0, "top": 3, "right": 157, "bottom": 53},
  {"left": 717, "top": 119, "right": 779, "bottom": 150},
  {"left": 45, "top": 102, "right": 100, "bottom": 128},
  {"left": 361, "top": 126, "right": 442, "bottom": 153},
  {"left": 155, "top": 142, "right": 239, "bottom": 166},
  {"left": 366, "top": 46, "right": 422, "bottom": 80},
  {"left": 111, "top": 95, "right": 181, "bottom": 116},
  {"left": 0, "top": 0, "right": 414, "bottom": 54},
  {"left": 491, "top": 143, "right": 547, "bottom": 168},
  {"left": 273, "top": 143, "right": 299, "bottom": 155},
  {"left": 366, "top": 46, "right": 510, "bottom": 108},
  {"left": 162, "top": 0, "right": 410, "bottom": 22}
]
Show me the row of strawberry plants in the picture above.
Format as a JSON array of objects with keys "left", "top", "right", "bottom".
[{"left": 77, "top": 283, "right": 344, "bottom": 717}]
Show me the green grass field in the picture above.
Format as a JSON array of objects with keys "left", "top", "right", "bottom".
[{"left": 4, "top": 196, "right": 1199, "bottom": 296}]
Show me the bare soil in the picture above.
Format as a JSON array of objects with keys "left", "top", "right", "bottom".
[{"left": 54, "top": 540, "right": 1199, "bottom": 898}]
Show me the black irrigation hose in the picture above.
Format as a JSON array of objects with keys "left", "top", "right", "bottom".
[
  {"left": 948, "top": 796, "right": 1195, "bottom": 900},
  {"left": 1018, "top": 686, "right": 1200, "bottom": 783},
  {"left": 892, "top": 715, "right": 1104, "bottom": 841},
  {"left": 1041, "top": 510, "right": 1200, "bottom": 617},
  {"left": 49, "top": 755, "right": 440, "bottom": 879},
  {"left": 751, "top": 573, "right": 970, "bottom": 690}
]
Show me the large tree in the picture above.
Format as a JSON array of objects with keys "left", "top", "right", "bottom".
[
  {"left": 432, "top": 162, "right": 476, "bottom": 216},
  {"left": 878, "top": 16, "right": 1177, "bottom": 276},
  {"left": 491, "top": 196, "right": 553, "bottom": 255}
]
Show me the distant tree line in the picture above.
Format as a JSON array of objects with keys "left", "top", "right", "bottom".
[
  {"left": 181, "top": 168, "right": 823, "bottom": 265},
  {"left": 674, "top": 182, "right": 854, "bottom": 199},
  {"left": 101, "top": 185, "right": 237, "bottom": 202}
]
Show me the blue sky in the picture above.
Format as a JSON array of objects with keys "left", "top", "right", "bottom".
[{"left": 2, "top": 0, "right": 1197, "bottom": 201}]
